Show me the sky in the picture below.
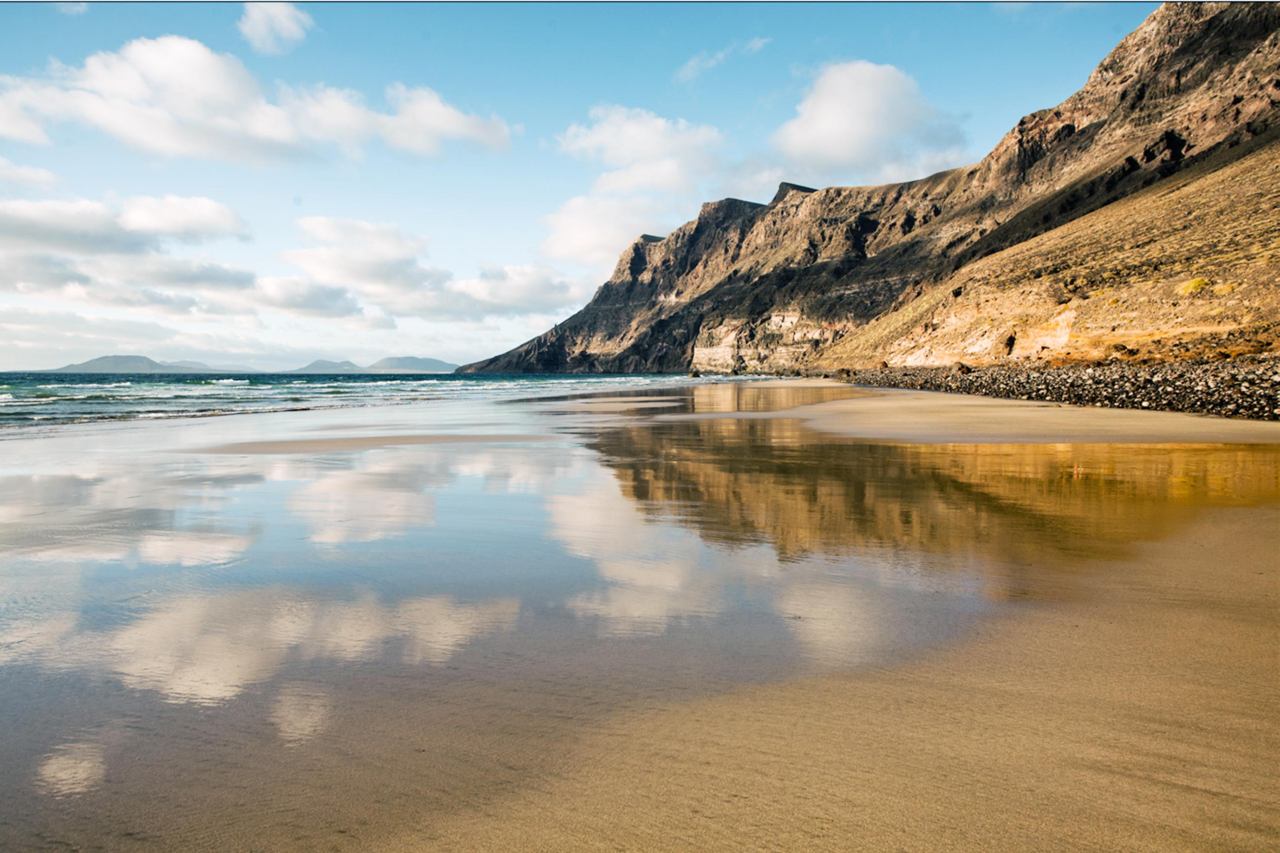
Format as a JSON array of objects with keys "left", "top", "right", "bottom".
[{"left": 0, "top": 1, "right": 1158, "bottom": 370}]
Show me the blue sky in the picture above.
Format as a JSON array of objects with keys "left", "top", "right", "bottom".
[{"left": 0, "top": 2, "right": 1156, "bottom": 370}]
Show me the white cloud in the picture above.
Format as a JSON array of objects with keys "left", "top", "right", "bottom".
[
  {"left": 380, "top": 83, "right": 511, "bottom": 154},
  {"left": 281, "top": 216, "right": 586, "bottom": 320},
  {"left": 719, "top": 159, "right": 787, "bottom": 201},
  {"left": 238, "top": 2, "right": 314, "bottom": 55},
  {"left": 773, "top": 60, "right": 966, "bottom": 182},
  {"left": 0, "top": 253, "right": 90, "bottom": 289},
  {"left": 545, "top": 106, "right": 723, "bottom": 271},
  {"left": 84, "top": 255, "right": 256, "bottom": 291},
  {"left": 449, "top": 264, "right": 592, "bottom": 316},
  {"left": 675, "top": 37, "right": 772, "bottom": 83},
  {"left": 54, "top": 2, "right": 88, "bottom": 15},
  {"left": 0, "top": 196, "right": 245, "bottom": 254},
  {"left": 258, "top": 275, "right": 363, "bottom": 318},
  {"left": 676, "top": 47, "right": 733, "bottom": 84},
  {"left": 0, "top": 156, "right": 56, "bottom": 187},
  {"left": 0, "top": 36, "right": 511, "bottom": 161},
  {"left": 118, "top": 195, "right": 246, "bottom": 240},
  {"left": 0, "top": 308, "right": 177, "bottom": 368},
  {"left": 0, "top": 199, "right": 148, "bottom": 254},
  {"left": 559, "top": 105, "right": 721, "bottom": 194},
  {"left": 284, "top": 216, "right": 448, "bottom": 314},
  {"left": 542, "top": 193, "right": 664, "bottom": 270},
  {"left": 0, "top": 195, "right": 258, "bottom": 320}
]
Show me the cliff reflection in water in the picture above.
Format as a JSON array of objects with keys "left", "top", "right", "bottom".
[
  {"left": 585, "top": 412, "right": 1280, "bottom": 597},
  {"left": 2, "top": 386, "right": 1280, "bottom": 847}
]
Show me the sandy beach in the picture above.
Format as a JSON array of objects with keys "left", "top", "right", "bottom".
[
  {"left": 418, "top": 504, "right": 1280, "bottom": 850},
  {"left": 417, "top": 387, "right": 1280, "bottom": 848},
  {"left": 675, "top": 383, "right": 1280, "bottom": 444},
  {"left": 1, "top": 380, "right": 1277, "bottom": 850}
]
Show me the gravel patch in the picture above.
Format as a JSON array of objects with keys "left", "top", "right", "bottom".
[{"left": 824, "top": 357, "right": 1280, "bottom": 421}]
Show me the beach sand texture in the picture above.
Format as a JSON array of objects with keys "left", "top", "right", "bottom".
[
  {"left": 0, "top": 383, "right": 1276, "bottom": 850},
  {"left": 418, "top": 504, "right": 1280, "bottom": 850}
]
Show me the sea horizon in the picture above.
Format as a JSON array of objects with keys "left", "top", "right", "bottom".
[{"left": 0, "top": 371, "right": 729, "bottom": 431}]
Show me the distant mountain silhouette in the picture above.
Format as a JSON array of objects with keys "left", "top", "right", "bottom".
[
  {"left": 43, "top": 354, "right": 459, "bottom": 374},
  {"left": 366, "top": 356, "right": 458, "bottom": 373},
  {"left": 50, "top": 355, "right": 225, "bottom": 374}
]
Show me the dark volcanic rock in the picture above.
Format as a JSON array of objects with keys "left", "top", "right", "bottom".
[{"left": 840, "top": 357, "right": 1280, "bottom": 421}]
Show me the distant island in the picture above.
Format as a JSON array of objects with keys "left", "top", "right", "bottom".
[{"left": 43, "top": 355, "right": 459, "bottom": 374}]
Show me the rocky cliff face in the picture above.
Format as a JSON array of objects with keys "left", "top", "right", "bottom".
[{"left": 462, "top": 3, "right": 1280, "bottom": 374}]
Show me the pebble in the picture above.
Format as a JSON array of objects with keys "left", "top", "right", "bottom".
[{"left": 829, "top": 356, "right": 1280, "bottom": 421}]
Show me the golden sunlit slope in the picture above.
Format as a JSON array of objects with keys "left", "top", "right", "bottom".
[{"left": 815, "top": 133, "right": 1280, "bottom": 368}]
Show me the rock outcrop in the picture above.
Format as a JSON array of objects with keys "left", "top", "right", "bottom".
[{"left": 462, "top": 3, "right": 1280, "bottom": 374}]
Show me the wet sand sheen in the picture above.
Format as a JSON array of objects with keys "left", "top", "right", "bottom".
[
  {"left": 410, "top": 505, "right": 1280, "bottom": 850},
  {"left": 1, "top": 381, "right": 1278, "bottom": 849},
  {"left": 671, "top": 385, "right": 1280, "bottom": 444},
  {"left": 199, "top": 432, "right": 551, "bottom": 454}
]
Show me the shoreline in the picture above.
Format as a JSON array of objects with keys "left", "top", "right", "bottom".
[{"left": 663, "top": 385, "right": 1280, "bottom": 445}]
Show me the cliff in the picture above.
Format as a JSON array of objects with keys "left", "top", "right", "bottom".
[{"left": 462, "top": 3, "right": 1280, "bottom": 374}]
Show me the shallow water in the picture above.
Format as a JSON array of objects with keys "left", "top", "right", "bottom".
[
  {"left": 1, "top": 382, "right": 1278, "bottom": 848},
  {"left": 0, "top": 371, "right": 722, "bottom": 429}
]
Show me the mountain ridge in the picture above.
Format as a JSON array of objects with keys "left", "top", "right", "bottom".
[
  {"left": 462, "top": 3, "right": 1280, "bottom": 374},
  {"left": 42, "top": 355, "right": 459, "bottom": 374}
]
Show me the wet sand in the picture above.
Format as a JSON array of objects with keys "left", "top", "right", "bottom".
[
  {"left": 415, "top": 504, "right": 1280, "bottom": 850},
  {"left": 672, "top": 385, "right": 1280, "bottom": 444},
  {"left": 1, "top": 380, "right": 1278, "bottom": 849},
  {"left": 200, "top": 433, "right": 550, "bottom": 454},
  {"left": 393, "top": 384, "right": 1280, "bottom": 850}
]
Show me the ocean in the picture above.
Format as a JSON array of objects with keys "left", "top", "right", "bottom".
[{"left": 0, "top": 372, "right": 713, "bottom": 430}]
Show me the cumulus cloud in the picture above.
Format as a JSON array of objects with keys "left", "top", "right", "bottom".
[
  {"left": 258, "top": 275, "right": 363, "bottom": 318},
  {"left": 379, "top": 83, "right": 512, "bottom": 154},
  {"left": 0, "top": 194, "right": 256, "bottom": 318},
  {"left": 675, "top": 36, "right": 771, "bottom": 83},
  {"left": 773, "top": 60, "right": 966, "bottom": 182},
  {"left": 1, "top": 205, "right": 589, "bottom": 339},
  {"left": 0, "top": 196, "right": 244, "bottom": 254},
  {"left": 0, "top": 156, "right": 56, "bottom": 187},
  {"left": 0, "top": 199, "right": 151, "bottom": 254},
  {"left": 449, "top": 265, "right": 592, "bottom": 316},
  {"left": 283, "top": 216, "right": 448, "bottom": 313},
  {"left": 238, "top": 2, "right": 314, "bottom": 55},
  {"left": 559, "top": 105, "right": 721, "bottom": 194},
  {"left": 281, "top": 216, "right": 588, "bottom": 320},
  {"left": 118, "top": 195, "right": 246, "bottom": 240},
  {"left": 542, "top": 193, "right": 664, "bottom": 271},
  {"left": 0, "top": 36, "right": 511, "bottom": 161},
  {"left": 545, "top": 106, "right": 722, "bottom": 271}
]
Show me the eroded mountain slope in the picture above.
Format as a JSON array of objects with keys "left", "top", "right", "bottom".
[
  {"left": 462, "top": 3, "right": 1280, "bottom": 374},
  {"left": 815, "top": 132, "right": 1280, "bottom": 368}
]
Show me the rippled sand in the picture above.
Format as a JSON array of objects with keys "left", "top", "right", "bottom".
[
  {"left": 417, "top": 504, "right": 1280, "bottom": 850},
  {"left": 0, "top": 382, "right": 1276, "bottom": 849}
]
